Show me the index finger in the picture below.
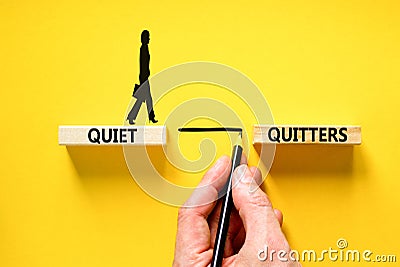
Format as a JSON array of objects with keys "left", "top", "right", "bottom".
[{"left": 182, "top": 155, "right": 231, "bottom": 216}]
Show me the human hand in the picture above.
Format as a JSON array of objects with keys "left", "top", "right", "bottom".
[{"left": 173, "top": 155, "right": 301, "bottom": 266}]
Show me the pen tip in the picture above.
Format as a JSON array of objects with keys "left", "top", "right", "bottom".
[{"left": 235, "top": 132, "right": 242, "bottom": 146}]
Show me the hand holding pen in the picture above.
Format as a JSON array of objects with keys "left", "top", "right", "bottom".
[{"left": 173, "top": 154, "right": 301, "bottom": 267}]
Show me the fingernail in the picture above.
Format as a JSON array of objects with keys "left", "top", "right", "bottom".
[
  {"left": 234, "top": 165, "right": 252, "bottom": 183},
  {"left": 234, "top": 165, "right": 261, "bottom": 194},
  {"left": 214, "top": 156, "right": 228, "bottom": 171},
  {"left": 248, "top": 180, "right": 259, "bottom": 194}
]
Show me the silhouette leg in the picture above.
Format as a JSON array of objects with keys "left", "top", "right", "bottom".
[
  {"left": 127, "top": 99, "right": 143, "bottom": 124},
  {"left": 143, "top": 83, "right": 158, "bottom": 123},
  {"left": 145, "top": 92, "right": 153, "bottom": 114}
]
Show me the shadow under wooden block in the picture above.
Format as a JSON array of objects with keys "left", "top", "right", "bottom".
[
  {"left": 255, "top": 144, "right": 354, "bottom": 176},
  {"left": 66, "top": 145, "right": 166, "bottom": 178},
  {"left": 67, "top": 146, "right": 129, "bottom": 177}
]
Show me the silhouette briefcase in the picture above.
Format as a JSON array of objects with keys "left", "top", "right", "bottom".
[
  {"left": 132, "top": 83, "right": 146, "bottom": 103},
  {"left": 132, "top": 84, "right": 140, "bottom": 98}
]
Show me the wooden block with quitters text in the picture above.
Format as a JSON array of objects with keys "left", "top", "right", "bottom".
[{"left": 253, "top": 125, "right": 361, "bottom": 144}]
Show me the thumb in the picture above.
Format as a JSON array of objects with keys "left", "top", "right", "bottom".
[{"left": 231, "top": 165, "right": 289, "bottom": 252}]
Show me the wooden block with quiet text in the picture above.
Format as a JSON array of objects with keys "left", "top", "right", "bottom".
[{"left": 58, "top": 126, "right": 166, "bottom": 146}]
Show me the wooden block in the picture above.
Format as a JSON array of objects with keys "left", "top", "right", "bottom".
[
  {"left": 253, "top": 125, "right": 361, "bottom": 145},
  {"left": 58, "top": 126, "right": 166, "bottom": 146}
]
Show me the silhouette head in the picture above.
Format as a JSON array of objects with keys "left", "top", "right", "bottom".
[{"left": 141, "top": 30, "right": 150, "bottom": 44}]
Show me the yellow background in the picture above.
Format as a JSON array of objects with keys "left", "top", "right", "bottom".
[{"left": 1, "top": 0, "right": 400, "bottom": 266}]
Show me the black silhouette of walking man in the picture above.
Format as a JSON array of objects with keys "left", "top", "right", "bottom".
[{"left": 127, "top": 30, "right": 158, "bottom": 124}]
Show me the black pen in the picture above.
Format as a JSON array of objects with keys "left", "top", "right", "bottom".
[{"left": 211, "top": 133, "right": 243, "bottom": 267}]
